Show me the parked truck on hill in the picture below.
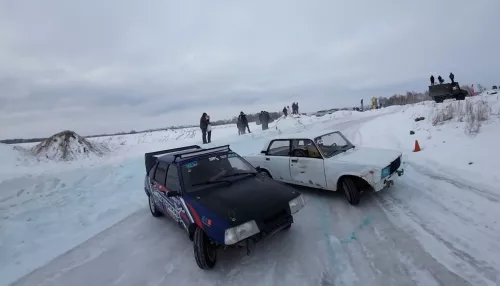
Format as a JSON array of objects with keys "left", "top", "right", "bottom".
[{"left": 429, "top": 82, "right": 469, "bottom": 103}]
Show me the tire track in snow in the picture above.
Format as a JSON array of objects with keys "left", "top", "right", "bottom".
[
  {"left": 407, "top": 161, "right": 500, "bottom": 203},
  {"left": 374, "top": 174, "right": 499, "bottom": 286}
]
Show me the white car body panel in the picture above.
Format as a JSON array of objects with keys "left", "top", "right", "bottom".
[{"left": 244, "top": 131, "right": 404, "bottom": 192}]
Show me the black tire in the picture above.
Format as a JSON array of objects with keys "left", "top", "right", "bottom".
[
  {"left": 341, "top": 177, "right": 361, "bottom": 205},
  {"left": 434, "top": 96, "right": 444, "bottom": 103},
  {"left": 148, "top": 194, "right": 162, "bottom": 217},
  {"left": 257, "top": 169, "right": 272, "bottom": 178},
  {"left": 193, "top": 227, "right": 217, "bottom": 269}
]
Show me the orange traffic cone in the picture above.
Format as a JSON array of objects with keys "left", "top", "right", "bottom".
[{"left": 413, "top": 140, "right": 421, "bottom": 152}]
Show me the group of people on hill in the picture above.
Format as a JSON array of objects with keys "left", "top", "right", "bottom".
[
  {"left": 430, "top": 72, "right": 455, "bottom": 86},
  {"left": 199, "top": 102, "right": 297, "bottom": 143},
  {"left": 282, "top": 102, "right": 299, "bottom": 117}
]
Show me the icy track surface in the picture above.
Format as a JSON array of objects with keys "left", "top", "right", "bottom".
[{"left": 3, "top": 99, "right": 500, "bottom": 286}]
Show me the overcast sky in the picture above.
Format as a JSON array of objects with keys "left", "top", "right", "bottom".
[{"left": 1, "top": 0, "right": 499, "bottom": 139}]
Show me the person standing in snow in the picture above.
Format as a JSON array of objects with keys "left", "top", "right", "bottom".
[
  {"left": 360, "top": 99, "right": 364, "bottom": 111},
  {"left": 449, "top": 72, "right": 455, "bottom": 84},
  {"left": 206, "top": 114, "right": 212, "bottom": 143},
  {"left": 295, "top": 102, "right": 299, "bottom": 114},
  {"left": 430, "top": 75, "right": 435, "bottom": 85},
  {"left": 200, "top": 112, "right": 209, "bottom": 144},
  {"left": 282, "top": 106, "right": 288, "bottom": 117},
  {"left": 286, "top": 106, "right": 291, "bottom": 116},
  {"left": 237, "top": 118, "right": 243, "bottom": 135},
  {"left": 238, "top": 111, "right": 251, "bottom": 133},
  {"left": 260, "top": 110, "right": 270, "bottom": 130},
  {"left": 438, "top": 75, "right": 444, "bottom": 84}
]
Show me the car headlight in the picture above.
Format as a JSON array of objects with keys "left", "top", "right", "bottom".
[
  {"left": 289, "top": 195, "right": 305, "bottom": 214},
  {"left": 224, "top": 220, "right": 260, "bottom": 245},
  {"left": 381, "top": 166, "right": 390, "bottom": 178}
]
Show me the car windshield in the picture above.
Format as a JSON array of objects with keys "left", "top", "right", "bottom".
[
  {"left": 314, "top": 131, "right": 354, "bottom": 158},
  {"left": 180, "top": 152, "right": 257, "bottom": 192}
]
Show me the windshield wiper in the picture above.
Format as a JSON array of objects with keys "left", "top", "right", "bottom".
[
  {"left": 220, "top": 172, "right": 257, "bottom": 178},
  {"left": 191, "top": 179, "right": 233, "bottom": 187}
]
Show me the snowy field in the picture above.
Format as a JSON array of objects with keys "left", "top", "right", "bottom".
[{"left": 1, "top": 92, "right": 500, "bottom": 286}]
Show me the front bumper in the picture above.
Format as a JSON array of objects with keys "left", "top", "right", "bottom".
[
  {"left": 373, "top": 168, "right": 404, "bottom": 192},
  {"left": 228, "top": 212, "right": 293, "bottom": 250}
]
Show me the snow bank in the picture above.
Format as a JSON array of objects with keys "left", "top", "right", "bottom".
[
  {"left": 354, "top": 93, "right": 500, "bottom": 187},
  {"left": 30, "top": 130, "right": 109, "bottom": 161}
]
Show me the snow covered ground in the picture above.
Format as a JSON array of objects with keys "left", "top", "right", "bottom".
[{"left": 1, "top": 93, "right": 500, "bottom": 286}]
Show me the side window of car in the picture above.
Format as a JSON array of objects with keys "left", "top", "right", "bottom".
[
  {"left": 154, "top": 162, "right": 168, "bottom": 186},
  {"left": 166, "top": 164, "right": 181, "bottom": 192},
  {"left": 293, "top": 139, "right": 322, "bottom": 159},
  {"left": 148, "top": 162, "right": 158, "bottom": 179},
  {"left": 267, "top": 140, "right": 291, "bottom": 156}
]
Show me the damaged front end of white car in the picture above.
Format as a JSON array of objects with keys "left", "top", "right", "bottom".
[{"left": 368, "top": 155, "right": 405, "bottom": 192}]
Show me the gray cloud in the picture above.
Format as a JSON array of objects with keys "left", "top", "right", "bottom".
[{"left": 1, "top": 0, "right": 499, "bottom": 139}]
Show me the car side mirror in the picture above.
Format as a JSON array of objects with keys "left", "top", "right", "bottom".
[{"left": 166, "top": 191, "right": 180, "bottom": 197}]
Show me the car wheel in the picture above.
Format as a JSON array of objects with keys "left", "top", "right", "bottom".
[
  {"left": 149, "top": 195, "right": 162, "bottom": 217},
  {"left": 257, "top": 169, "right": 272, "bottom": 178},
  {"left": 193, "top": 227, "right": 217, "bottom": 270},
  {"left": 341, "top": 177, "right": 361, "bottom": 205}
]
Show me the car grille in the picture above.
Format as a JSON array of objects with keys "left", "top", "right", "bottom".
[
  {"left": 260, "top": 209, "right": 289, "bottom": 233},
  {"left": 389, "top": 156, "right": 401, "bottom": 174}
]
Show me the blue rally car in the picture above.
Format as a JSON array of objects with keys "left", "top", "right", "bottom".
[{"left": 144, "top": 144, "right": 306, "bottom": 269}]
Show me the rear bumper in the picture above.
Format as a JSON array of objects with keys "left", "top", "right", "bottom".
[{"left": 373, "top": 168, "right": 404, "bottom": 192}]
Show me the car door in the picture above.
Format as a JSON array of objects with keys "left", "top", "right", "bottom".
[
  {"left": 289, "top": 139, "right": 327, "bottom": 188},
  {"left": 264, "top": 139, "right": 293, "bottom": 182},
  {"left": 164, "top": 164, "right": 191, "bottom": 231},
  {"left": 151, "top": 161, "right": 168, "bottom": 214}
]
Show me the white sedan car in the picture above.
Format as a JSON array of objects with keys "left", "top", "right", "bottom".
[{"left": 243, "top": 130, "right": 404, "bottom": 205}]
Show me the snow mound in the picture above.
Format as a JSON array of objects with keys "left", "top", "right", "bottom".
[{"left": 31, "top": 130, "right": 109, "bottom": 161}]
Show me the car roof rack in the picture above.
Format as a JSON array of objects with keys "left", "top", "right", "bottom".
[
  {"left": 177, "top": 145, "right": 231, "bottom": 160},
  {"left": 145, "top": 145, "right": 201, "bottom": 172}
]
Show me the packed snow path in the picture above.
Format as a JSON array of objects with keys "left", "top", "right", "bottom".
[
  {"left": 10, "top": 114, "right": 500, "bottom": 286},
  {"left": 12, "top": 168, "right": 495, "bottom": 286}
]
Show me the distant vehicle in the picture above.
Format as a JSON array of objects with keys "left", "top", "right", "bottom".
[
  {"left": 144, "top": 145, "right": 305, "bottom": 269},
  {"left": 243, "top": 131, "right": 404, "bottom": 205},
  {"left": 428, "top": 82, "right": 469, "bottom": 103},
  {"left": 492, "top": 85, "right": 498, "bottom": 90}
]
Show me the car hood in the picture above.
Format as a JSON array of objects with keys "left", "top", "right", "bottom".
[
  {"left": 193, "top": 175, "right": 300, "bottom": 226},
  {"left": 332, "top": 147, "right": 401, "bottom": 168}
]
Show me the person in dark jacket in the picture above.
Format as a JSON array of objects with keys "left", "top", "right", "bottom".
[
  {"left": 437, "top": 75, "right": 444, "bottom": 84},
  {"left": 206, "top": 114, "right": 212, "bottom": 143},
  {"left": 449, "top": 72, "right": 455, "bottom": 84},
  {"left": 238, "top": 111, "right": 251, "bottom": 133},
  {"left": 260, "top": 110, "right": 270, "bottom": 130},
  {"left": 430, "top": 75, "right": 435, "bottom": 85},
  {"left": 200, "top": 112, "right": 209, "bottom": 144},
  {"left": 283, "top": 106, "right": 288, "bottom": 117},
  {"left": 237, "top": 118, "right": 244, "bottom": 135},
  {"left": 295, "top": 102, "right": 299, "bottom": 114}
]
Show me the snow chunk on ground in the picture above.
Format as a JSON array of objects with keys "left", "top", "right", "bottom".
[{"left": 30, "top": 130, "right": 109, "bottom": 161}]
